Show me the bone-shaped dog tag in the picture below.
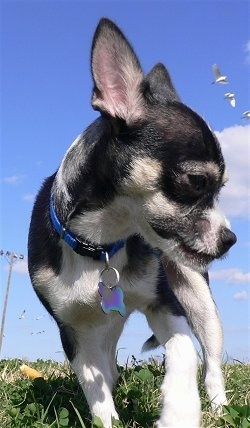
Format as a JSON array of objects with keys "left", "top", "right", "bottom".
[{"left": 98, "top": 267, "right": 126, "bottom": 317}]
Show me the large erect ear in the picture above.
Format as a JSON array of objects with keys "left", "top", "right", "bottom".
[
  {"left": 145, "top": 63, "right": 181, "bottom": 103},
  {"left": 91, "top": 18, "right": 144, "bottom": 123}
]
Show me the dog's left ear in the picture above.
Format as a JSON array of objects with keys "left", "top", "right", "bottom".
[
  {"left": 91, "top": 18, "right": 144, "bottom": 123},
  {"left": 145, "top": 63, "right": 181, "bottom": 103}
]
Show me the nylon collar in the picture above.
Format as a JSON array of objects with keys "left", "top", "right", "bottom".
[{"left": 50, "top": 195, "right": 125, "bottom": 260}]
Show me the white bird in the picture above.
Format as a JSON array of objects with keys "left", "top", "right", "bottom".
[
  {"left": 224, "top": 92, "right": 236, "bottom": 107},
  {"left": 242, "top": 110, "right": 250, "bottom": 119},
  {"left": 18, "top": 309, "right": 26, "bottom": 319},
  {"left": 212, "top": 64, "right": 228, "bottom": 84}
]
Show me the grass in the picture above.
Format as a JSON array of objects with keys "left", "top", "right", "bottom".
[{"left": 0, "top": 357, "right": 249, "bottom": 427}]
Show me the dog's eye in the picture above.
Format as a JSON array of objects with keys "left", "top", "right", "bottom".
[{"left": 187, "top": 174, "right": 208, "bottom": 193}]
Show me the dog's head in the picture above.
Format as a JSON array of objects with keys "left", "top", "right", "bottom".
[{"left": 89, "top": 18, "right": 236, "bottom": 270}]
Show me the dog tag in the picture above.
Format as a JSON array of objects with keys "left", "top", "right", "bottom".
[{"left": 98, "top": 267, "right": 126, "bottom": 317}]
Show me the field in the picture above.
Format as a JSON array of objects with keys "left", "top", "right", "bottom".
[{"left": 0, "top": 357, "right": 249, "bottom": 427}]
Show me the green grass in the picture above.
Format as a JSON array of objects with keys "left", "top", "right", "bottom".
[{"left": 0, "top": 357, "right": 249, "bottom": 427}]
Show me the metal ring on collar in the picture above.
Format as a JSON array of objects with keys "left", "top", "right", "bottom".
[{"left": 99, "top": 267, "right": 120, "bottom": 289}]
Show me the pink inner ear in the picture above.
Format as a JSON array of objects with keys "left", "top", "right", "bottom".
[
  {"left": 92, "top": 36, "right": 144, "bottom": 121},
  {"left": 103, "top": 58, "right": 127, "bottom": 101},
  {"left": 93, "top": 48, "right": 128, "bottom": 114}
]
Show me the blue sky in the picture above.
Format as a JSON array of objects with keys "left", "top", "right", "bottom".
[{"left": 1, "top": 0, "right": 249, "bottom": 364}]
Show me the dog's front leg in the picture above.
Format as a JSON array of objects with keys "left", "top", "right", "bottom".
[
  {"left": 145, "top": 310, "right": 201, "bottom": 428},
  {"left": 67, "top": 327, "right": 120, "bottom": 428},
  {"left": 162, "top": 259, "right": 227, "bottom": 412}
]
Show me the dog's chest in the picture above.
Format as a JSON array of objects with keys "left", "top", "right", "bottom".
[{"left": 37, "top": 245, "right": 160, "bottom": 325}]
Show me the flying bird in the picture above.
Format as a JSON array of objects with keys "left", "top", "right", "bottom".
[
  {"left": 242, "top": 110, "right": 250, "bottom": 119},
  {"left": 18, "top": 310, "right": 26, "bottom": 319},
  {"left": 224, "top": 92, "right": 236, "bottom": 107},
  {"left": 212, "top": 64, "right": 228, "bottom": 84}
]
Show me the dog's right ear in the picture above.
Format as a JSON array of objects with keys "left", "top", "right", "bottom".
[
  {"left": 145, "top": 63, "right": 181, "bottom": 104},
  {"left": 91, "top": 18, "right": 144, "bottom": 123}
]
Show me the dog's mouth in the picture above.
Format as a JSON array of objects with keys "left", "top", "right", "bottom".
[
  {"left": 178, "top": 241, "right": 214, "bottom": 265},
  {"left": 151, "top": 224, "right": 214, "bottom": 267}
]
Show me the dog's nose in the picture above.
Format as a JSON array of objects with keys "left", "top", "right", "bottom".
[{"left": 219, "top": 227, "right": 237, "bottom": 256}]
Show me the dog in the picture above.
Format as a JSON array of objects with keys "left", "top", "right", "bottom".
[{"left": 28, "top": 18, "right": 236, "bottom": 428}]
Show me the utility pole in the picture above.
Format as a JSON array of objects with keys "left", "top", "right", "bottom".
[{"left": 0, "top": 250, "right": 24, "bottom": 355}]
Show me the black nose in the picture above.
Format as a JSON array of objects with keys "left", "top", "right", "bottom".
[{"left": 220, "top": 227, "right": 237, "bottom": 256}]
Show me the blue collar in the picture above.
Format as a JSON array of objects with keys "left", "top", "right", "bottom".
[{"left": 50, "top": 195, "right": 125, "bottom": 260}]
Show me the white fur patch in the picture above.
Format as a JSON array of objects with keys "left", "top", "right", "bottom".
[
  {"left": 55, "top": 133, "right": 83, "bottom": 201},
  {"left": 69, "top": 196, "right": 140, "bottom": 244},
  {"left": 146, "top": 313, "right": 201, "bottom": 428},
  {"left": 143, "top": 191, "right": 177, "bottom": 219},
  {"left": 201, "top": 208, "right": 229, "bottom": 254},
  {"left": 123, "top": 157, "right": 162, "bottom": 194}
]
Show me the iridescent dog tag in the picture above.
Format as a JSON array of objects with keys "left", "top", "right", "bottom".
[{"left": 98, "top": 267, "right": 126, "bottom": 317}]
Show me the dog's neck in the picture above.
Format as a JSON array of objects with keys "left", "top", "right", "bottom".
[
  {"left": 67, "top": 195, "right": 141, "bottom": 245},
  {"left": 50, "top": 194, "right": 126, "bottom": 259},
  {"left": 50, "top": 124, "right": 146, "bottom": 252},
  {"left": 51, "top": 175, "right": 142, "bottom": 259}
]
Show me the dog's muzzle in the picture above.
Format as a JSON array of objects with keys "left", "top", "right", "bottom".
[{"left": 150, "top": 218, "right": 237, "bottom": 269}]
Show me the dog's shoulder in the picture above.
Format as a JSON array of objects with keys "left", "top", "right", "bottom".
[{"left": 28, "top": 172, "right": 62, "bottom": 276}]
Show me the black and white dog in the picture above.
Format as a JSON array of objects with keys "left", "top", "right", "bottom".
[{"left": 28, "top": 18, "right": 236, "bottom": 428}]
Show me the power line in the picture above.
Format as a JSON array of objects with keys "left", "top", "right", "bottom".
[{"left": 0, "top": 250, "right": 24, "bottom": 354}]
